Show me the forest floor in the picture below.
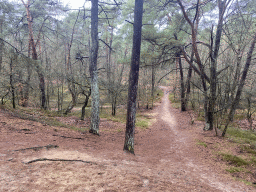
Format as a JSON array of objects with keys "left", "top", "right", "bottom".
[{"left": 0, "top": 87, "right": 255, "bottom": 191}]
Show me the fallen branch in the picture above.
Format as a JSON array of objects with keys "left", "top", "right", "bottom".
[
  {"left": 14, "top": 144, "right": 59, "bottom": 152},
  {"left": 24, "top": 158, "right": 96, "bottom": 165}
]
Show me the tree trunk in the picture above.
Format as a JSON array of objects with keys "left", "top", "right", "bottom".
[
  {"left": 124, "top": 0, "right": 144, "bottom": 154},
  {"left": 206, "top": 0, "right": 226, "bottom": 131},
  {"left": 151, "top": 61, "right": 155, "bottom": 108},
  {"left": 0, "top": 15, "right": 4, "bottom": 71},
  {"left": 222, "top": 32, "right": 256, "bottom": 136},
  {"left": 89, "top": 0, "right": 100, "bottom": 135}
]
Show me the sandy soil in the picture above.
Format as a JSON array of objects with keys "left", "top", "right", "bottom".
[{"left": 0, "top": 87, "right": 254, "bottom": 191}]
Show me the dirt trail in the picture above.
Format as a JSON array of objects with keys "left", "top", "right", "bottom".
[
  {"left": 157, "top": 87, "right": 250, "bottom": 191},
  {"left": 0, "top": 87, "right": 253, "bottom": 191}
]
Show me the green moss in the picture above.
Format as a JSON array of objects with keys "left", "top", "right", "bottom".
[{"left": 219, "top": 153, "right": 249, "bottom": 166}]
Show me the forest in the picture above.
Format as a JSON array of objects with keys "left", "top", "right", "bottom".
[
  {"left": 1, "top": 0, "right": 256, "bottom": 141},
  {"left": 1, "top": 0, "right": 256, "bottom": 190}
]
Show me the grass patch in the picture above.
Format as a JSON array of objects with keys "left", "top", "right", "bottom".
[
  {"left": 136, "top": 119, "right": 149, "bottom": 129},
  {"left": 100, "top": 108, "right": 127, "bottom": 124},
  {"left": 250, "top": 157, "right": 256, "bottom": 165},
  {"left": 99, "top": 107, "right": 154, "bottom": 129},
  {"left": 240, "top": 145, "right": 256, "bottom": 155},
  {"left": 169, "top": 93, "right": 179, "bottom": 103},
  {"left": 219, "top": 152, "right": 249, "bottom": 166},
  {"left": 196, "top": 140, "right": 207, "bottom": 147},
  {"left": 236, "top": 178, "right": 254, "bottom": 186},
  {"left": 225, "top": 167, "right": 245, "bottom": 173},
  {"left": 226, "top": 127, "right": 256, "bottom": 144}
]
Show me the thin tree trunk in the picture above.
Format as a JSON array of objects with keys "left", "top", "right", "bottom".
[
  {"left": 0, "top": 15, "right": 4, "bottom": 71},
  {"left": 89, "top": 0, "right": 100, "bottom": 135},
  {"left": 222, "top": 32, "right": 256, "bottom": 136},
  {"left": 151, "top": 61, "right": 155, "bottom": 108},
  {"left": 124, "top": 0, "right": 144, "bottom": 154}
]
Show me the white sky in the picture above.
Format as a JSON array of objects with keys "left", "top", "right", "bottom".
[{"left": 61, "top": 0, "right": 91, "bottom": 9}]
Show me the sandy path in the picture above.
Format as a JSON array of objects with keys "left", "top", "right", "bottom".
[{"left": 156, "top": 87, "right": 250, "bottom": 191}]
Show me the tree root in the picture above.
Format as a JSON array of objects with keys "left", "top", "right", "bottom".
[
  {"left": 24, "top": 158, "right": 96, "bottom": 165},
  {"left": 14, "top": 144, "right": 59, "bottom": 152}
]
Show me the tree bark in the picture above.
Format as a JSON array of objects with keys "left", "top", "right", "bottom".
[
  {"left": 124, "top": 0, "right": 144, "bottom": 154},
  {"left": 89, "top": 0, "right": 100, "bottom": 135}
]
